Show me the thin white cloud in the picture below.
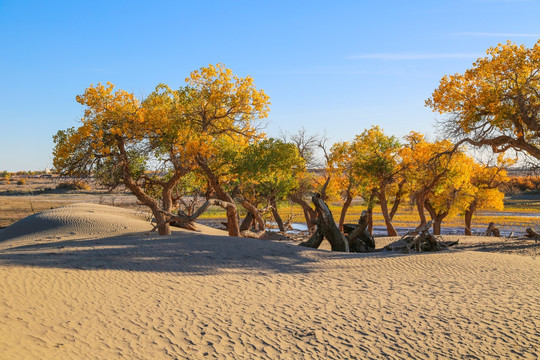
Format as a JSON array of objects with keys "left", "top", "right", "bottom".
[
  {"left": 347, "top": 53, "right": 482, "bottom": 60},
  {"left": 452, "top": 32, "right": 540, "bottom": 37}
]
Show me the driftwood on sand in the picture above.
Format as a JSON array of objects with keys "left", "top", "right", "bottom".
[
  {"left": 525, "top": 228, "right": 540, "bottom": 242},
  {"left": 485, "top": 222, "right": 501, "bottom": 237},
  {"left": 385, "top": 221, "right": 458, "bottom": 253}
]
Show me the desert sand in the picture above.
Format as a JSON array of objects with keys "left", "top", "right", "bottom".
[{"left": 0, "top": 203, "right": 538, "bottom": 359}]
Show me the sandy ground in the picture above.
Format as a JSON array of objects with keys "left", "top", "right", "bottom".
[{"left": 0, "top": 203, "right": 538, "bottom": 359}]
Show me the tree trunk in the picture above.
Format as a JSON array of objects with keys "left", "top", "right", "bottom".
[
  {"left": 240, "top": 212, "right": 255, "bottom": 231},
  {"left": 224, "top": 206, "right": 241, "bottom": 237},
  {"left": 338, "top": 191, "right": 353, "bottom": 232},
  {"left": 150, "top": 198, "right": 236, "bottom": 235},
  {"left": 366, "top": 189, "right": 376, "bottom": 235},
  {"left": 320, "top": 176, "right": 331, "bottom": 201},
  {"left": 196, "top": 156, "right": 240, "bottom": 237},
  {"left": 344, "top": 210, "right": 375, "bottom": 252},
  {"left": 289, "top": 193, "right": 317, "bottom": 231},
  {"left": 270, "top": 197, "right": 285, "bottom": 232},
  {"left": 432, "top": 218, "right": 442, "bottom": 235},
  {"left": 240, "top": 199, "right": 265, "bottom": 231},
  {"left": 424, "top": 200, "right": 447, "bottom": 236},
  {"left": 464, "top": 200, "right": 477, "bottom": 236},
  {"left": 305, "top": 193, "right": 349, "bottom": 252},
  {"left": 116, "top": 137, "right": 173, "bottom": 235},
  {"left": 414, "top": 192, "right": 428, "bottom": 232},
  {"left": 154, "top": 206, "right": 171, "bottom": 235},
  {"left": 377, "top": 185, "right": 398, "bottom": 236},
  {"left": 299, "top": 227, "right": 324, "bottom": 248},
  {"left": 389, "top": 178, "right": 406, "bottom": 221}
]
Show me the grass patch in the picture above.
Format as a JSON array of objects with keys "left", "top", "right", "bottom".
[{"left": 197, "top": 199, "right": 540, "bottom": 233}]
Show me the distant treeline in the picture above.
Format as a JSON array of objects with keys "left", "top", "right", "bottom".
[{"left": 502, "top": 175, "right": 540, "bottom": 193}]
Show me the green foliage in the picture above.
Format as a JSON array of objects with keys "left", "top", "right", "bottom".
[
  {"left": 232, "top": 138, "right": 305, "bottom": 203},
  {"left": 351, "top": 126, "right": 401, "bottom": 190}
]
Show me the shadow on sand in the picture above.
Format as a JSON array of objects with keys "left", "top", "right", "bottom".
[{"left": 0, "top": 231, "right": 396, "bottom": 275}]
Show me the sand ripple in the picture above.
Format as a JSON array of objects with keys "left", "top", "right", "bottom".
[{"left": 0, "top": 204, "right": 538, "bottom": 359}]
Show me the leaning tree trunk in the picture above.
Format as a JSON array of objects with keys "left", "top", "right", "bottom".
[
  {"left": 424, "top": 200, "right": 447, "bottom": 235},
  {"left": 366, "top": 189, "right": 376, "bottom": 235},
  {"left": 338, "top": 191, "right": 353, "bottom": 232},
  {"left": 150, "top": 198, "right": 237, "bottom": 235},
  {"left": 117, "top": 137, "right": 173, "bottom": 235},
  {"left": 240, "top": 199, "right": 265, "bottom": 231},
  {"left": 299, "top": 194, "right": 349, "bottom": 252},
  {"left": 464, "top": 200, "right": 477, "bottom": 236},
  {"left": 122, "top": 174, "right": 171, "bottom": 235},
  {"left": 196, "top": 156, "right": 241, "bottom": 237},
  {"left": 270, "top": 197, "right": 285, "bottom": 232},
  {"left": 377, "top": 186, "right": 398, "bottom": 236},
  {"left": 413, "top": 192, "right": 428, "bottom": 233},
  {"left": 344, "top": 210, "right": 376, "bottom": 252},
  {"left": 289, "top": 193, "right": 317, "bottom": 232},
  {"left": 389, "top": 179, "right": 406, "bottom": 221},
  {"left": 240, "top": 212, "right": 255, "bottom": 231}
]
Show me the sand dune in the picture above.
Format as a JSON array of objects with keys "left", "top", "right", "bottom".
[{"left": 0, "top": 203, "right": 538, "bottom": 359}]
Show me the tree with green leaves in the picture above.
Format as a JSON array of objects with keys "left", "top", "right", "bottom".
[{"left": 232, "top": 139, "right": 305, "bottom": 232}]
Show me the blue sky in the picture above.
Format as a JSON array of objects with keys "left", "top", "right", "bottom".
[{"left": 1, "top": 0, "right": 539, "bottom": 171}]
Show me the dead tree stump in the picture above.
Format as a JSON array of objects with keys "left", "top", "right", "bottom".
[
  {"left": 525, "top": 228, "right": 540, "bottom": 242},
  {"left": 485, "top": 222, "right": 500, "bottom": 237},
  {"left": 299, "top": 194, "right": 349, "bottom": 252},
  {"left": 343, "top": 210, "right": 375, "bottom": 252}
]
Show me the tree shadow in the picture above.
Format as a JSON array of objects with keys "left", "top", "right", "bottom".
[{"left": 0, "top": 231, "right": 345, "bottom": 275}]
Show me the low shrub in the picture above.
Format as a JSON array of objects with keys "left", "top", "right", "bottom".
[
  {"left": 17, "top": 179, "right": 27, "bottom": 185},
  {"left": 56, "top": 180, "right": 91, "bottom": 191}
]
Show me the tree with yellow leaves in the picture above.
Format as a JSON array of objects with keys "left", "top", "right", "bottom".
[
  {"left": 400, "top": 132, "right": 459, "bottom": 233},
  {"left": 327, "top": 141, "right": 362, "bottom": 231},
  {"left": 423, "top": 152, "right": 477, "bottom": 235},
  {"left": 182, "top": 64, "right": 270, "bottom": 236},
  {"left": 352, "top": 126, "right": 403, "bottom": 236},
  {"left": 53, "top": 64, "right": 270, "bottom": 236},
  {"left": 53, "top": 82, "right": 188, "bottom": 235},
  {"left": 427, "top": 40, "right": 540, "bottom": 159},
  {"left": 463, "top": 157, "right": 510, "bottom": 235}
]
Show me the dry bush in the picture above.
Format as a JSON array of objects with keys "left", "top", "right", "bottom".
[
  {"left": 16, "top": 179, "right": 27, "bottom": 185},
  {"left": 56, "top": 180, "right": 91, "bottom": 191}
]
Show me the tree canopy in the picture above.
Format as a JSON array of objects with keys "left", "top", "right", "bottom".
[
  {"left": 53, "top": 64, "right": 270, "bottom": 236},
  {"left": 426, "top": 40, "right": 540, "bottom": 159}
]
